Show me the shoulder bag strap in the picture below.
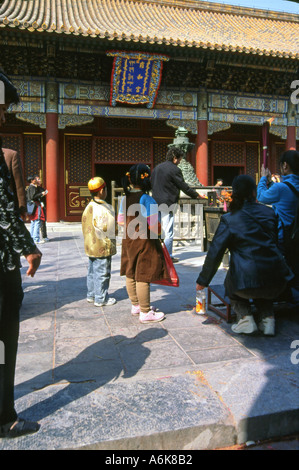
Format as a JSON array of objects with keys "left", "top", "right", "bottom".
[
  {"left": 283, "top": 181, "right": 299, "bottom": 198},
  {"left": 280, "top": 182, "right": 299, "bottom": 229}
]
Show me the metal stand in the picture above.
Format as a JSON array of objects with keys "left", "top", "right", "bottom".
[{"left": 207, "top": 285, "right": 235, "bottom": 323}]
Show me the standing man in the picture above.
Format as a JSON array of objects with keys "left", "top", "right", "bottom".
[
  {"left": 151, "top": 147, "right": 201, "bottom": 262},
  {"left": 0, "top": 70, "right": 42, "bottom": 438}
]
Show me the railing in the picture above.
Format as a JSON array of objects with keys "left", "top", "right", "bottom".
[
  {"left": 111, "top": 182, "right": 232, "bottom": 249},
  {"left": 173, "top": 198, "right": 204, "bottom": 248}
]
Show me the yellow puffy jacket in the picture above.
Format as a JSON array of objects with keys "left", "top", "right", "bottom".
[{"left": 82, "top": 200, "right": 117, "bottom": 258}]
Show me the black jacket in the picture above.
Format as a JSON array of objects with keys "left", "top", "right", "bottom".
[
  {"left": 26, "top": 184, "right": 41, "bottom": 202},
  {"left": 151, "top": 160, "right": 199, "bottom": 207},
  {"left": 197, "top": 201, "right": 293, "bottom": 297}
]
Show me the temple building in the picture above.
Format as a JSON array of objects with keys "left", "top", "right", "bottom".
[{"left": 0, "top": 0, "right": 298, "bottom": 221}]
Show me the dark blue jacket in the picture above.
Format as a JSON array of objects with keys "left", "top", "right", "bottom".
[{"left": 197, "top": 200, "right": 293, "bottom": 297}]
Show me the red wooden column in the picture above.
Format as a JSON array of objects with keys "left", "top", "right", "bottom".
[
  {"left": 286, "top": 126, "right": 296, "bottom": 151},
  {"left": 45, "top": 83, "right": 60, "bottom": 222},
  {"left": 196, "top": 119, "right": 209, "bottom": 186},
  {"left": 286, "top": 101, "right": 297, "bottom": 151}
]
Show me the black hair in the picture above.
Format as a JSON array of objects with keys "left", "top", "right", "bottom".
[
  {"left": 122, "top": 164, "right": 151, "bottom": 195},
  {"left": 279, "top": 150, "right": 299, "bottom": 175},
  {"left": 0, "top": 69, "right": 20, "bottom": 106},
  {"left": 229, "top": 175, "right": 257, "bottom": 213},
  {"left": 166, "top": 147, "right": 185, "bottom": 162},
  {"left": 27, "top": 175, "right": 38, "bottom": 183}
]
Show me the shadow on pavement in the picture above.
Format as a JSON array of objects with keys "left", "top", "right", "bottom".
[{"left": 15, "top": 328, "right": 168, "bottom": 422}]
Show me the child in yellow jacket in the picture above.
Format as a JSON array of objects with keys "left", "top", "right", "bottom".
[{"left": 82, "top": 177, "right": 117, "bottom": 307}]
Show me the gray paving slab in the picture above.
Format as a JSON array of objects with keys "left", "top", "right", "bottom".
[{"left": 0, "top": 229, "right": 298, "bottom": 450}]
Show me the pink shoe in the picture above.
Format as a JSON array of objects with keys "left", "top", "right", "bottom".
[
  {"left": 139, "top": 309, "right": 165, "bottom": 323},
  {"left": 131, "top": 304, "right": 140, "bottom": 316},
  {"left": 131, "top": 305, "right": 157, "bottom": 316}
]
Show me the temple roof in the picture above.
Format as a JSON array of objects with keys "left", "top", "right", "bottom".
[{"left": 0, "top": 0, "right": 298, "bottom": 59}]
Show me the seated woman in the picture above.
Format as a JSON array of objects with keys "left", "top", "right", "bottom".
[{"left": 196, "top": 175, "right": 293, "bottom": 336}]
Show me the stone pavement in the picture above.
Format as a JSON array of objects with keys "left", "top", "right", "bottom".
[{"left": 0, "top": 223, "right": 298, "bottom": 450}]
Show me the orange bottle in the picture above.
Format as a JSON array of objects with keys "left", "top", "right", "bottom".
[{"left": 196, "top": 290, "right": 206, "bottom": 314}]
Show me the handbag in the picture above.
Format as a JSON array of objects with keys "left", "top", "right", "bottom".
[
  {"left": 27, "top": 200, "right": 36, "bottom": 215},
  {"left": 152, "top": 241, "right": 180, "bottom": 287}
]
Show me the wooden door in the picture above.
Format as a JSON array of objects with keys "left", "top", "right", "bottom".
[{"left": 64, "top": 135, "right": 92, "bottom": 218}]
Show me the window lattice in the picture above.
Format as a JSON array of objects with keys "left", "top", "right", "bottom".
[
  {"left": 67, "top": 138, "right": 92, "bottom": 183},
  {"left": 153, "top": 140, "right": 171, "bottom": 166},
  {"left": 94, "top": 137, "right": 151, "bottom": 163},
  {"left": 1, "top": 134, "right": 22, "bottom": 155},
  {"left": 213, "top": 142, "right": 245, "bottom": 164},
  {"left": 23, "top": 135, "right": 41, "bottom": 182},
  {"left": 245, "top": 143, "right": 258, "bottom": 180}
]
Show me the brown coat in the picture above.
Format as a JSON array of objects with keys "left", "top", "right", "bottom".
[
  {"left": 2, "top": 148, "right": 27, "bottom": 214},
  {"left": 120, "top": 191, "right": 170, "bottom": 283}
]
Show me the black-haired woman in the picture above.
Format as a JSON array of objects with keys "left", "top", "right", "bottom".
[
  {"left": 196, "top": 175, "right": 293, "bottom": 336},
  {"left": 118, "top": 164, "right": 170, "bottom": 323}
]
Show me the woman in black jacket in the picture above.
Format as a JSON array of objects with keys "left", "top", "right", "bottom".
[
  {"left": 26, "top": 175, "right": 47, "bottom": 244},
  {"left": 196, "top": 175, "right": 293, "bottom": 336}
]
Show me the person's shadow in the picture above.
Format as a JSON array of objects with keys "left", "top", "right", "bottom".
[{"left": 15, "top": 328, "right": 168, "bottom": 422}]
